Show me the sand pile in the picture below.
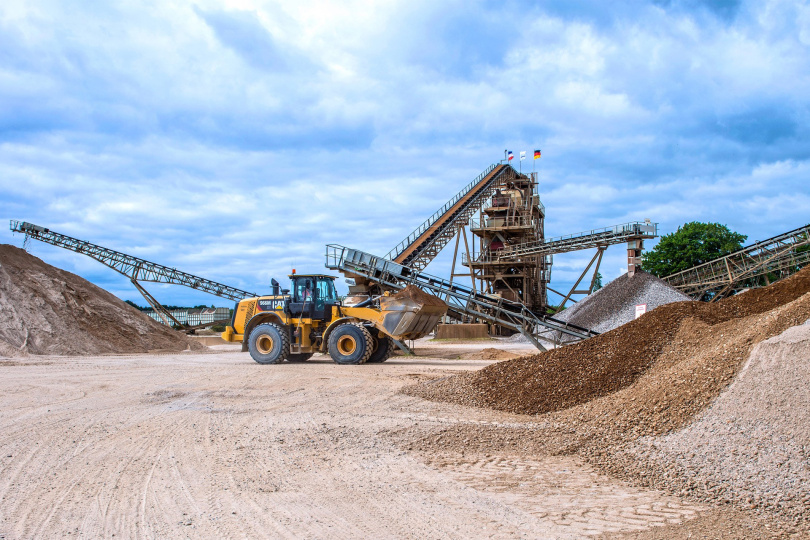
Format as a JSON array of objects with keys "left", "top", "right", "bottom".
[
  {"left": 0, "top": 245, "right": 203, "bottom": 356},
  {"left": 407, "top": 266, "right": 810, "bottom": 434},
  {"left": 461, "top": 348, "right": 520, "bottom": 361},
  {"left": 553, "top": 270, "right": 692, "bottom": 339}
]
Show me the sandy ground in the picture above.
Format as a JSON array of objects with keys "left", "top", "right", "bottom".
[{"left": 0, "top": 340, "right": 759, "bottom": 539}]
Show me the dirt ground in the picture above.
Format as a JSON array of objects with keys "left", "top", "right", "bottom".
[{"left": 0, "top": 340, "right": 782, "bottom": 539}]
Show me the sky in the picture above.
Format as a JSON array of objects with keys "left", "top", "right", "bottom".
[{"left": 1, "top": 0, "right": 809, "bottom": 307}]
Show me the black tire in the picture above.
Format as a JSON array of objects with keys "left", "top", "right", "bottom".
[
  {"left": 287, "top": 353, "right": 313, "bottom": 363},
  {"left": 328, "top": 323, "right": 373, "bottom": 365},
  {"left": 366, "top": 334, "right": 394, "bottom": 363},
  {"left": 248, "top": 323, "right": 289, "bottom": 364}
]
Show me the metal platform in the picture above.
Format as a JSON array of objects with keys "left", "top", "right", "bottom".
[
  {"left": 327, "top": 244, "right": 598, "bottom": 350},
  {"left": 663, "top": 223, "right": 810, "bottom": 300}
]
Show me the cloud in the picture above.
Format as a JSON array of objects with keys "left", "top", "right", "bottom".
[{"left": 1, "top": 0, "right": 809, "bottom": 305}]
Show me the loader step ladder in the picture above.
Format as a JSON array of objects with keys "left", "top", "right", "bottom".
[
  {"left": 326, "top": 244, "right": 598, "bottom": 350},
  {"left": 386, "top": 163, "right": 512, "bottom": 271},
  {"left": 662, "top": 223, "right": 810, "bottom": 301}
]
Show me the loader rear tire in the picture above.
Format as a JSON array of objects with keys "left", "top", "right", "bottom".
[
  {"left": 328, "top": 323, "right": 373, "bottom": 365},
  {"left": 287, "top": 353, "right": 313, "bottom": 363},
  {"left": 248, "top": 323, "right": 289, "bottom": 364},
  {"left": 366, "top": 335, "right": 394, "bottom": 363}
]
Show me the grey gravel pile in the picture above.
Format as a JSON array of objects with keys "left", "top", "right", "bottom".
[
  {"left": 553, "top": 270, "right": 692, "bottom": 339},
  {"left": 619, "top": 322, "right": 810, "bottom": 527}
]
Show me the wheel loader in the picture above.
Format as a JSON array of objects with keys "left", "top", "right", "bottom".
[{"left": 221, "top": 273, "right": 447, "bottom": 364}]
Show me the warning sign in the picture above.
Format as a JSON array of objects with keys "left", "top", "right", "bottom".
[{"left": 635, "top": 304, "right": 648, "bottom": 319}]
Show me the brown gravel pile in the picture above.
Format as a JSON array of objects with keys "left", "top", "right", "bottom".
[
  {"left": 387, "top": 284, "right": 448, "bottom": 307},
  {"left": 0, "top": 244, "right": 204, "bottom": 356},
  {"left": 461, "top": 348, "right": 520, "bottom": 360},
  {"left": 406, "top": 266, "right": 810, "bottom": 433}
]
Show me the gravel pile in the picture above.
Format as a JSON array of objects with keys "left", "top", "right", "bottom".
[
  {"left": 0, "top": 244, "right": 203, "bottom": 356},
  {"left": 553, "top": 270, "right": 693, "bottom": 340},
  {"left": 609, "top": 322, "right": 810, "bottom": 527},
  {"left": 404, "top": 266, "right": 810, "bottom": 530},
  {"left": 406, "top": 266, "right": 810, "bottom": 430}
]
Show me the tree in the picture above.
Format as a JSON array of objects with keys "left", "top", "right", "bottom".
[
  {"left": 641, "top": 222, "right": 747, "bottom": 277},
  {"left": 124, "top": 299, "right": 146, "bottom": 311},
  {"left": 592, "top": 272, "right": 603, "bottom": 291}
]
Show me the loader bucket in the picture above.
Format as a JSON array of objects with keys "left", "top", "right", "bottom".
[{"left": 377, "top": 285, "right": 448, "bottom": 341}]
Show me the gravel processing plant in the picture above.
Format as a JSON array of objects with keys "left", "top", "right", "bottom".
[{"left": 1, "top": 162, "right": 809, "bottom": 538}]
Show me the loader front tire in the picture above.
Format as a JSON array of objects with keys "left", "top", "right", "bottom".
[
  {"left": 366, "top": 335, "right": 394, "bottom": 363},
  {"left": 328, "top": 323, "right": 373, "bottom": 365},
  {"left": 248, "top": 323, "right": 289, "bottom": 364}
]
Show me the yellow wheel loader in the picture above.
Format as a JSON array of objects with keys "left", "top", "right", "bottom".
[{"left": 221, "top": 274, "right": 447, "bottom": 365}]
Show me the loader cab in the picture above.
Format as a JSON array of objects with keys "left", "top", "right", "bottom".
[{"left": 289, "top": 274, "right": 338, "bottom": 320}]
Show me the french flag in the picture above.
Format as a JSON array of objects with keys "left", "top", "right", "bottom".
[{"left": 507, "top": 150, "right": 513, "bottom": 161}]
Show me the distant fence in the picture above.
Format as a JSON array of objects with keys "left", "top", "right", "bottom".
[{"left": 145, "top": 307, "right": 230, "bottom": 326}]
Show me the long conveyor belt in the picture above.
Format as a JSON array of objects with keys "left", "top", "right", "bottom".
[
  {"left": 494, "top": 221, "right": 658, "bottom": 259},
  {"left": 327, "top": 244, "right": 598, "bottom": 350},
  {"left": 386, "top": 163, "right": 513, "bottom": 271},
  {"left": 9, "top": 220, "right": 258, "bottom": 301}
]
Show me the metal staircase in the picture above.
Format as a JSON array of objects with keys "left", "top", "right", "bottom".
[
  {"left": 386, "top": 164, "right": 513, "bottom": 271},
  {"left": 327, "top": 244, "right": 598, "bottom": 350},
  {"left": 663, "top": 223, "right": 810, "bottom": 300}
]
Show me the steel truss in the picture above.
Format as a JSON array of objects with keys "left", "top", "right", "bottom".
[
  {"left": 386, "top": 164, "right": 513, "bottom": 271},
  {"left": 663, "top": 224, "right": 810, "bottom": 300},
  {"left": 327, "top": 244, "right": 598, "bottom": 351},
  {"left": 9, "top": 220, "right": 257, "bottom": 328}
]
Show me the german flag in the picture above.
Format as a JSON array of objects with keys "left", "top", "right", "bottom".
[{"left": 533, "top": 149, "right": 541, "bottom": 159}]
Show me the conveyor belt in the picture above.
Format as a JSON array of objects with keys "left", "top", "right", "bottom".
[
  {"left": 386, "top": 164, "right": 512, "bottom": 270},
  {"left": 493, "top": 221, "right": 658, "bottom": 259},
  {"left": 663, "top": 223, "right": 810, "bottom": 300},
  {"left": 9, "top": 220, "right": 257, "bottom": 301},
  {"left": 327, "top": 244, "right": 599, "bottom": 350}
]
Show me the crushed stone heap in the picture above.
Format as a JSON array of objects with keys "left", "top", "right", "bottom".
[
  {"left": 553, "top": 269, "right": 693, "bottom": 339},
  {"left": 405, "top": 266, "right": 810, "bottom": 528},
  {"left": 408, "top": 265, "right": 810, "bottom": 430},
  {"left": 0, "top": 244, "right": 204, "bottom": 357},
  {"left": 615, "top": 321, "right": 810, "bottom": 526}
]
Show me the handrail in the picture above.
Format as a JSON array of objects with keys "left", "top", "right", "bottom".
[
  {"left": 326, "top": 244, "right": 599, "bottom": 350},
  {"left": 384, "top": 164, "right": 497, "bottom": 260},
  {"left": 498, "top": 221, "right": 658, "bottom": 258}
]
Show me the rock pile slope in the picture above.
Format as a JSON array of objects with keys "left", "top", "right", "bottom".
[
  {"left": 553, "top": 270, "right": 692, "bottom": 338},
  {"left": 0, "top": 244, "right": 203, "bottom": 356},
  {"left": 613, "top": 322, "right": 810, "bottom": 526},
  {"left": 407, "top": 266, "right": 810, "bottom": 434}
]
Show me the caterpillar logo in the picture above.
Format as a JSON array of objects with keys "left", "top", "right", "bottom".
[{"left": 257, "top": 299, "right": 285, "bottom": 311}]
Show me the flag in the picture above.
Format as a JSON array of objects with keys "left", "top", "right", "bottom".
[
  {"left": 507, "top": 151, "right": 513, "bottom": 161},
  {"left": 520, "top": 151, "right": 526, "bottom": 161},
  {"left": 534, "top": 149, "right": 541, "bottom": 159}
]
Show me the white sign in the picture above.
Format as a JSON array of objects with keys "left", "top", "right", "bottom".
[{"left": 635, "top": 304, "right": 648, "bottom": 319}]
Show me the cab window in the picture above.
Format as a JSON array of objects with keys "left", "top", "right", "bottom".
[{"left": 316, "top": 278, "right": 337, "bottom": 303}]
